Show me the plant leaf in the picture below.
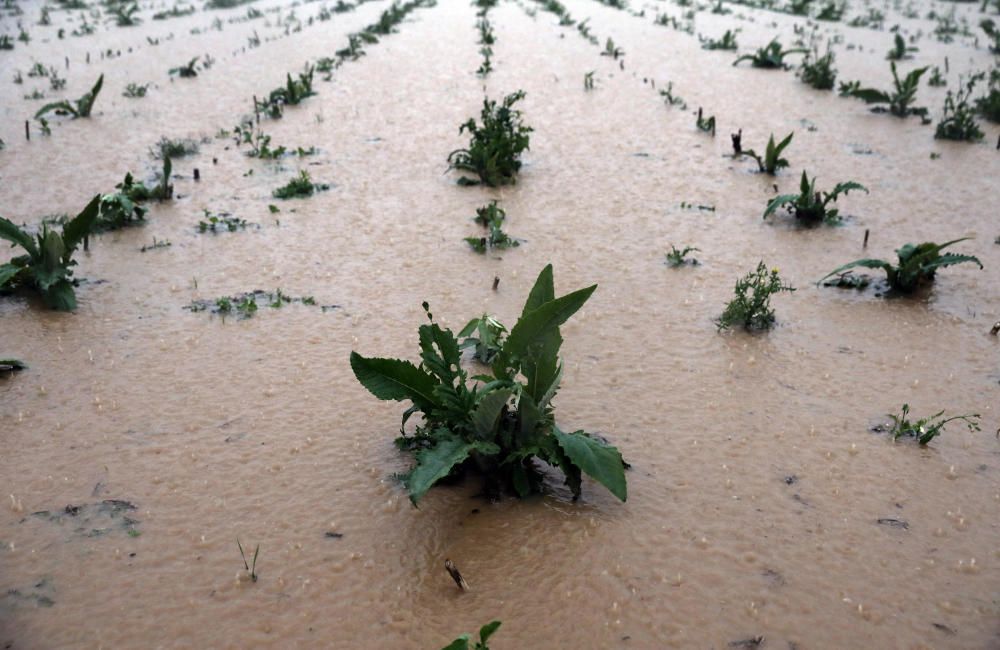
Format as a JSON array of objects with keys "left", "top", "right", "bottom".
[
  {"left": 553, "top": 428, "right": 627, "bottom": 501},
  {"left": 0, "top": 217, "right": 37, "bottom": 257},
  {"left": 762, "top": 194, "right": 799, "bottom": 219},
  {"left": 521, "top": 264, "right": 555, "bottom": 318},
  {"left": 350, "top": 352, "right": 439, "bottom": 412},
  {"left": 61, "top": 194, "right": 100, "bottom": 257},
  {"left": 42, "top": 279, "right": 76, "bottom": 311},
  {"left": 472, "top": 389, "right": 511, "bottom": 441},
  {"left": 817, "top": 258, "right": 893, "bottom": 285},
  {"left": 0, "top": 262, "right": 24, "bottom": 288},
  {"left": 848, "top": 88, "right": 891, "bottom": 104},
  {"left": 406, "top": 435, "right": 498, "bottom": 505},
  {"left": 479, "top": 621, "right": 502, "bottom": 644},
  {"left": 440, "top": 635, "right": 470, "bottom": 650},
  {"left": 498, "top": 283, "right": 596, "bottom": 374}
]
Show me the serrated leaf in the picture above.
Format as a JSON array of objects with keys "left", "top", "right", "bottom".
[
  {"left": 350, "top": 352, "right": 439, "bottom": 412},
  {"left": 762, "top": 194, "right": 799, "bottom": 219},
  {"left": 817, "top": 258, "right": 893, "bottom": 285},
  {"left": 553, "top": 428, "right": 627, "bottom": 501},
  {"left": 406, "top": 435, "right": 499, "bottom": 505}
]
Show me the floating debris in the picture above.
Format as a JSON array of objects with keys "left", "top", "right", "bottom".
[
  {"left": 445, "top": 559, "right": 469, "bottom": 591},
  {"left": 877, "top": 518, "right": 909, "bottom": 530}
]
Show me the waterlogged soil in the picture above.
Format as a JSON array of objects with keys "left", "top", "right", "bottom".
[{"left": 1, "top": 0, "right": 999, "bottom": 647}]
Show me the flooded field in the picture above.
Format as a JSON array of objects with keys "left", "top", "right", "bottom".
[{"left": 1, "top": 0, "right": 998, "bottom": 646}]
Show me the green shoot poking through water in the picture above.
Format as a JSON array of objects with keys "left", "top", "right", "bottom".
[
  {"left": 465, "top": 201, "right": 518, "bottom": 253},
  {"left": 717, "top": 262, "right": 795, "bottom": 331},
  {"left": 441, "top": 621, "right": 502, "bottom": 650},
  {"left": 448, "top": 91, "right": 533, "bottom": 187},
  {"left": 819, "top": 239, "right": 983, "bottom": 293},
  {"left": 272, "top": 170, "right": 329, "bottom": 199},
  {"left": 236, "top": 539, "right": 259, "bottom": 583},
  {"left": 886, "top": 404, "right": 981, "bottom": 446},
  {"left": 0, "top": 195, "right": 100, "bottom": 311},
  {"left": 35, "top": 74, "right": 103, "bottom": 119},
  {"left": 742, "top": 132, "right": 793, "bottom": 174},
  {"left": 350, "top": 264, "right": 627, "bottom": 504},
  {"left": 763, "top": 172, "right": 867, "bottom": 223},
  {"left": 733, "top": 38, "right": 807, "bottom": 69},
  {"left": 840, "top": 62, "right": 929, "bottom": 121},
  {"left": 458, "top": 314, "right": 507, "bottom": 364}
]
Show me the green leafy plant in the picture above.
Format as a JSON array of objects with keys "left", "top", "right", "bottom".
[
  {"left": 763, "top": 171, "right": 867, "bottom": 223},
  {"left": 169, "top": 57, "right": 198, "bottom": 78},
  {"left": 97, "top": 177, "right": 148, "bottom": 230},
  {"left": 256, "top": 66, "right": 316, "bottom": 118},
  {"left": 151, "top": 136, "right": 198, "bottom": 160},
  {"left": 819, "top": 239, "right": 983, "bottom": 293},
  {"left": 666, "top": 244, "right": 699, "bottom": 267},
  {"left": 448, "top": 91, "right": 533, "bottom": 187},
  {"left": 975, "top": 69, "right": 1000, "bottom": 122},
  {"left": 700, "top": 29, "right": 739, "bottom": 50},
  {"left": 583, "top": 70, "right": 595, "bottom": 90},
  {"left": 982, "top": 19, "right": 1000, "bottom": 54},
  {"left": 717, "top": 261, "right": 795, "bottom": 331},
  {"left": 742, "top": 132, "right": 793, "bottom": 174},
  {"left": 272, "top": 170, "right": 329, "bottom": 199},
  {"left": 659, "top": 82, "right": 687, "bottom": 109},
  {"left": 600, "top": 37, "right": 624, "bottom": 59},
  {"left": 927, "top": 66, "right": 946, "bottom": 87},
  {"left": 815, "top": 1, "right": 843, "bottom": 20},
  {"left": 799, "top": 47, "right": 836, "bottom": 90},
  {"left": 841, "top": 62, "right": 929, "bottom": 120},
  {"left": 350, "top": 265, "right": 627, "bottom": 504},
  {"left": 695, "top": 107, "right": 716, "bottom": 135},
  {"left": 0, "top": 195, "right": 100, "bottom": 310},
  {"left": 886, "top": 404, "right": 981, "bottom": 445},
  {"left": 442, "top": 621, "right": 502, "bottom": 650},
  {"left": 466, "top": 202, "right": 518, "bottom": 253},
  {"left": 198, "top": 210, "right": 248, "bottom": 233},
  {"left": 886, "top": 33, "right": 915, "bottom": 60},
  {"left": 458, "top": 314, "right": 507, "bottom": 363},
  {"left": 35, "top": 74, "right": 103, "bottom": 119},
  {"left": 123, "top": 82, "right": 149, "bottom": 98},
  {"left": 935, "top": 73, "right": 984, "bottom": 141},
  {"left": 110, "top": 2, "right": 140, "bottom": 26},
  {"left": 733, "top": 38, "right": 807, "bottom": 69}
]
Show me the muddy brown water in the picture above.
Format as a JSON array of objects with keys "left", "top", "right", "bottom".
[{"left": 1, "top": 0, "right": 999, "bottom": 647}]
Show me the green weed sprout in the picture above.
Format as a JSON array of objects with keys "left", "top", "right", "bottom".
[
  {"left": 763, "top": 171, "right": 866, "bottom": 223},
  {"left": 448, "top": 91, "right": 533, "bottom": 187},
  {"left": 717, "top": 262, "right": 795, "bottom": 331},
  {"left": 733, "top": 38, "right": 807, "bottom": 69},
  {"left": 742, "top": 132, "right": 793, "bottom": 174},
  {"left": 441, "top": 621, "right": 502, "bottom": 650},
  {"left": 35, "top": 74, "right": 103, "bottom": 119},
  {"left": 886, "top": 404, "right": 980, "bottom": 445},
  {"left": 819, "top": 239, "right": 983, "bottom": 292},
  {"left": 350, "top": 265, "right": 627, "bottom": 504}
]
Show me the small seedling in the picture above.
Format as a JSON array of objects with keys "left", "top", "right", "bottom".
[
  {"left": 151, "top": 137, "right": 198, "bottom": 160},
  {"left": 700, "top": 29, "right": 739, "bottom": 50},
  {"left": 600, "top": 37, "right": 624, "bottom": 59},
  {"left": 123, "top": 82, "right": 150, "bottom": 98},
  {"left": 198, "top": 210, "right": 248, "bottom": 233},
  {"left": 0, "top": 195, "right": 100, "bottom": 310},
  {"left": 169, "top": 57, "right": 199, "bottom": 78},
  {"left": 886, "top": 33, "right": 915, "bottom": 60},
  {"left": 742, "top": 132, "right": 793, "bottom": 174},
  {"left": 982, "top": 19, "right": 1000, "bottom": 54},
  {"left": 733, "top": 38, "right": 807, "bottom": 69},
  {"left": 110, "top": 2, "right": 141, "bottom": 26},
  {"left": 815, "top": 1, "right": 843, "bottom": 21},
  {"left": 466, "top": 202, "right": 518, "bottom": 253},
  {"left": 935, "top": 73, "right": 984, "bottom": 141},
  {"left": 885, "top": 404, "right": 980, "bottom": 445},
  {"left": 695, "top": 108, "right": 715, "bottom": 135},
  {"left": 256, "top": 66, "right": 316, "bottom": 118},
  {"left": 819, "top": 239, "right": 983, "bottom": 293},
  {"left": 659, "top": 82, "right": 687, "bottom": 109},
  {"left": 448, "top": 91, "right": 532, "bottom": 187},
  {"left": 763, "top": 171, "right": 867, "bottom": 223},
  {"left": 458, "top": 314, "right": 507, "bottom": 363},
  {"left": 716, "top": 262, "right": 795, "bottom": 331},
  {"left": 441, "top": 621, "right": 502, "bottom": 650},
  {"left": 799, "top": 47, "right": 836, "bottom": 90},
  {"left": 841, "top": 62, "right": 929, "bottom": 121},
  {"left": 350, "top": 265, "right": 627, "bottom": 503},
  {"left": 666, "top": 244, "right": 699, "bottom": 267},
  {"left": 272, "top": 170, "right": 329, "bottom": 199},
  {"left": 583, "top": 71, "right": 595, "bottom": 90},
  {"left": 927, "top": 67, "right": 946, "bottom": 87},
  {"left": 236, "top": 539, "right": 259, "bottom": 582},
  {"left": 35, "top": 74, "right": 103, "bottom": 119}
]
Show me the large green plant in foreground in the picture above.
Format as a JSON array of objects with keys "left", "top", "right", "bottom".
[
  {"left": 0, "top": 195, "right": 99, "bottom": 310},
  {"left": 350, "top": 265, "right": 627, "bottom": 505},
  {"left": 819, "top": 239, "right": 982, "bottom": 292}
]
